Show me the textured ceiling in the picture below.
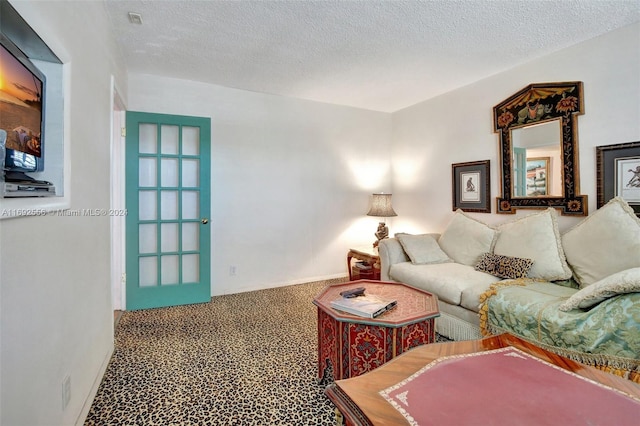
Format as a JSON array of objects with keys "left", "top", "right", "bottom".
[{"left": 103, "top": 0, "right": 640, "bottom": 112}]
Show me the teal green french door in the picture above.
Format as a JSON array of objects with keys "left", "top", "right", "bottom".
[{"left": 125, "top": 112, "right": 211, "bottom": 310}]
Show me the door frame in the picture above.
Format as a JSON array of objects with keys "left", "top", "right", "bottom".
[{"left": 110, "top": 80, "right": 126, "bottom": 311}]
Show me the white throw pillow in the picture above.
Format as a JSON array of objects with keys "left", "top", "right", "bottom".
[
  {"left": 493, "top": 208, "right": 572, "bottom": 281},
  {"left": 558, "top": 267, "right": 640, "bottom": 311},
  {"left": 438, "top": 210, "right": 497, "bottom": 266},
  {"left": 396, "top": 233, "right": 452, "bottom": 265},
  {"left": 561, "top": 197, "right": 640, "bottom": 288}
]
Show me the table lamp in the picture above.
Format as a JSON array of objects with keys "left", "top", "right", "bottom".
[{"left": 366, "top": 193, "right": 397, "bottom": 248}]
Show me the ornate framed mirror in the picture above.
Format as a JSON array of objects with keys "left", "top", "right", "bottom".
[{"left": 493, "top": 81, "right": 587, "bottom": 215}]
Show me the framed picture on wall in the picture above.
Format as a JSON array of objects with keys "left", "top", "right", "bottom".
[
  {"left": 452, "top": 160, "right": 490, "bottom": 213},
  {"left": 596, "top": 141, "right": 640, "bottom": 217}
]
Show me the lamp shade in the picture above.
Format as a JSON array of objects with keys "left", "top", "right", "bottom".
[{"left": 366, "top": 193, "right": 397, "bottom": 217}]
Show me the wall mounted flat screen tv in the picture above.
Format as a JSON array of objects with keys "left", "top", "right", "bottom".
[{"left": 0, "top": 33, "right": 45, "bottom": 178}]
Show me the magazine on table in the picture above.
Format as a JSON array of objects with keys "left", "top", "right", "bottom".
[
  {"left": 330, "top": 293, "right": 397, "bottom": 318},
  {"left": 354, "top": 261, "right": 372, "bottom": 270}
]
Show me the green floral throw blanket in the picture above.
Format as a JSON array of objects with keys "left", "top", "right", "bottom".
[{"left": 479, "top": 279, "right": 640, "bottom": 382}]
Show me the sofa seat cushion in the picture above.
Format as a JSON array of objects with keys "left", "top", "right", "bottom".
[
  {"left": 389, "top": 262, "right": 501, "bottom": 310},
  {"left": 460, "top": 281, "right": 498, "bottom": 313},
  {"left": 481, "top": 281, "right": 640, "bottom": 367}
]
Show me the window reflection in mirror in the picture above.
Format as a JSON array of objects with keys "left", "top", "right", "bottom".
[{"left": 510, "top": 120, "right": 562, "bottom": 198}]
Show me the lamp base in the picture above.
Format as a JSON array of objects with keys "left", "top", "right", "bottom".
[{"left": 373, "top": 222, "right": 389, "bottom": 248}]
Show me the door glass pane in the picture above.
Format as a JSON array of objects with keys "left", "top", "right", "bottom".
[
  {"left": 139, "top": 124, "right": 157, "bottom": 154},
  {"left": 182, "top": 191, "right": 199, "bottom": 220},
  {"left": 161, "top": 191, "right": 178, "bottom": 220},
  {"left": 139, "top": 224, "right": 157, "bottom": 254},
  {"left": 161, "top": 255, "right": 179, "bottom": 285},
  {"left": 182, "top": 222, "right": 199, "bottom": 251},
  {"left": 182, "top": 126, "right": 200, "bottom": 155},
  {"left": 139, "top": 257, "right": 157, "bottom": 287},
  {"left": 161, "top": 158, "right": 179, "bottom": 187},
  {"left": 139, "top": 157, "right": 157, "bottom": 187},
  {"left": 161, "top": 125, "right": 179, "bottom": 154},
  {"left": 139, "top": 191, "right": 157, "bottom": 220},
  {"left": 182, "top": 254, "right": 199, "bottom": 283},
  {"left": 182, "top": 158, "right": 199, "bottom": 187},
  {"left": 161, "top": 223, "right": 179, "bottom": 253}
]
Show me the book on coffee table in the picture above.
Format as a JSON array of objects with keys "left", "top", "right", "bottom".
[
  {"left": 330, "top": 294, "right": 397, "bottom": 319},
  {"left": 354, "top": 261, "right": 372, "bottom": 270}
]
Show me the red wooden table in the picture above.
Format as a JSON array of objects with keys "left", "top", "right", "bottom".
[
  {"left": 325, "top": 334, "right": 640, "bottom": 426},
  {"left": 313, "top": 280, "right": 439, "bottom": 381}
]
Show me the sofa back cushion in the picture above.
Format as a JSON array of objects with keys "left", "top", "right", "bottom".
[
  {"left": 493, "top": 208, "right": 572, "bottom": 281},
  {"left": 438, "top": 209, "right": 497, "bottom": 266},
  {"left": 561, "top": 197, "right": 640, "bottom": 287},
  {"left": 396, "top": 233, "right": 452, "bottom": 265}
]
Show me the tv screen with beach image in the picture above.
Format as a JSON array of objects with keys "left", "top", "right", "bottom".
[{"left": 0, "top": 41, "right": 43, "bottom": 158}]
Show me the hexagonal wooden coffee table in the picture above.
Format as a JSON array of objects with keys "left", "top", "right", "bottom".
[{"left": 313, "top": 280, "right": 439, "bottom": 381}]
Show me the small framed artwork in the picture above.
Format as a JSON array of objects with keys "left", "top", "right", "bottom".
[
  {"left": 596, "top": 141, "right": 640, "bottom": 217},
  {"left": 452, "top": 160, "right": 490, "bottom": 213},
  {"left": 526, "top": 157, "right": 550, "bottom": 196}
]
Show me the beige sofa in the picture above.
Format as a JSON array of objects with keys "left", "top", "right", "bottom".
[
  {"left": 380, "top": 233, "right": 498, "bottom": 341},
  {"left": 378, "top": 198, "right": 640, "bottom": 347}
]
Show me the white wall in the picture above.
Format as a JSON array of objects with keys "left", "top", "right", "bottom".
[
  {"left": 0, "top": 1, "right": 126, "bottom": 425},
  {"left": 391, "top": 23, "right": 640, "bottom": 234},
  {"left": 127, "top": 75, "right": 392, "bottom": 295}
]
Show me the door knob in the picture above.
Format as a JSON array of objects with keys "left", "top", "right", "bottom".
[{"left": 201, "top": 218, "right": 209, "bottom": 225}]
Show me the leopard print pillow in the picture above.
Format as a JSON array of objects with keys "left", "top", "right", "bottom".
[{"left": 474, "top": 252, "right": 533, "bottom": 279}]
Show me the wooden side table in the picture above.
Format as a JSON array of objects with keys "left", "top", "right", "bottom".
[{"left": 347, "top": 247, "right": 380, "bottom": 281}]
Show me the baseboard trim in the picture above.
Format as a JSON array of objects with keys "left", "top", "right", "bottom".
[
  {"left": 211, "top": 273, "right": 348, "bottom": 297},
  {"left": 75, "top": 345, "right": 114, "bottom": 426}
]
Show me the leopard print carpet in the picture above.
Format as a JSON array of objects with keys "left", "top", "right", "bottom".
[{"left": 85, "top": 278, "right": 450, "bottom": 425}]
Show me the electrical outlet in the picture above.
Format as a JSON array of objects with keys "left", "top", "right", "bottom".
[
  {"left": 229, "top": 266, "right": 237, "bottom": 276},
  {"left": 62, "top": 375, "right": 71, "bottom": 410}
]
